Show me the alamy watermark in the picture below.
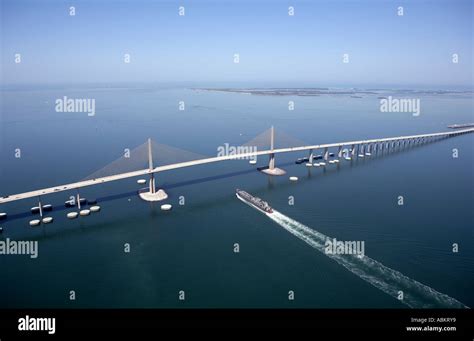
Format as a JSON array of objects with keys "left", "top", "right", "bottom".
[
  {"left": 325, "top": 238, "right": 365, "bottom": 257},
  {"left": 217, "top": 143, "right": 257, "bottom": 161},
  {"left": 55, "top": 96, "right": 96, "bottom": 116},
  {"left": 0, "top": 238, "right": 38, "bottom": 258},
  {"left": 18, "top": 315, "right": 55, "bottom": 334},
  {"left": 380, "top": 96, "right": 420, "bottom": 116}
]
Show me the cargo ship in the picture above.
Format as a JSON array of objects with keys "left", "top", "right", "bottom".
[{"left": 236, "top": 189, "right": 273, "bottom": 214}]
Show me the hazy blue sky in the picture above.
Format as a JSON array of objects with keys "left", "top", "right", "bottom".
[{"left": 1, "top": 0, "right": 472, "bottom": 87}]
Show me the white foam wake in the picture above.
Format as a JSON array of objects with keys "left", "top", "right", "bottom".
[{"left": 267, "top": 210, "right": 468, "bottom": 308}]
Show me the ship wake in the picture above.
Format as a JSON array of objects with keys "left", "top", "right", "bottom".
[{"left": 267, "top": 210, "right": 468, "bottom": 308}]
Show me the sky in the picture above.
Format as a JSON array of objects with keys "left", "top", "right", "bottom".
[{"left": 0, "top": 0, "right": 472, "bottom": 88}]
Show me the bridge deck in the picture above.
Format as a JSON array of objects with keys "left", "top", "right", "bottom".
[{"left": 1, "top": 128, "right": 473, "bottom": 204}]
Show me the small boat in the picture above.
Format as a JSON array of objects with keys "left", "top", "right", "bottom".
[
  {"left": 249, "top": 160, "right": 257, "bottom": 165},
  {"left": 65, "top": 200, "right": 75, "bottom": 207},
  {"left": 344, "top": 157, "right": 352, "bottom": 161},
  {"left": 0, "top": 213, "right": 7, "bottom": 220},
  {"left": 87, "top": 199, "right": 97, "bottom": 205},
  {"left": 90, "top": 206, "right": 101, "bottom": 213},
  {"left": 358, "top": 154, "right": 365, "bottom": 158},
  {"left": 289, "top": 176, "right": 299, "bottom": 181},
  {"left": 328, "top": 160, "right": 335, "bottom": 164},
  {"left": 137, "top": 179, "right": 147, "bottom": 185},
  {"left": 31, "top": 206, "right": 40, "bottom": 214},
  {"left": 319, "top": 162, "right": 326, "bottom": 166},
  {"left": 314, "top": 163, "right": 321, "bottom": 167},
  {"left": 333, "top": 159, "right": 340, "bottom": 163},
  {"left": 305, "top": 163, "right": 313, "bottom": 167},
  {"left": 365, "top": 152, "right": 372, "bottom": 156},
  {"left": 329, "top": 153, "right": 335, "bottom": 157}
]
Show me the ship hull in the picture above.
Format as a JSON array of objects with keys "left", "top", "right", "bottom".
[{"left": 236, "top": 192, "right": 273, "bottom": 215}]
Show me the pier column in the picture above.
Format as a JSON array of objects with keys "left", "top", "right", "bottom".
[
  {"left": 337, "top": 146, "right": 343, "bottom": 158},
  {"left": 261, "top": 126, "right": 285, "bottom": 175},
  {"left": 77, "top": 192, "right": 81, "bottom": 210},
  {"left": 367, "top": 144, "right": 371, "bottom": 153},
  {"left": 308, "top": 149, "right": 314, "bottom": 163},
  {"left": 149, "top": 174, "right": 156, "bottom": 194},
  {"left": 351, "top": 144, "right": 356, "bottom": 156},
  {"left": 148, "top": 138, "right": 156, "bottom": 194},
  {"left": 269, "top": 153, "right": 275, "bottom": 170},
  {"left": 38, "top": 196, "right": 43, "bottom": 218},
  {"left": 139, "top": 138, "right": 168, "bottom": 201},
  {"left": 324, "top": 147, "right": 329, "bottom": 161},
  {"left": 268, "top": 126, "right": 275, "bottom": 169}
]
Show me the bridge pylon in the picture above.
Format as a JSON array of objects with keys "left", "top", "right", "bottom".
[
  {"left": 261, "top": 126, "right": 286, "bottom": 176},
  {"left": 138, "top": 138, "right": 169, "bottom": 202}
]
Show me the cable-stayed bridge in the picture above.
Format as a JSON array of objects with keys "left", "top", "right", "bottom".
[{"left": 0, "top": 126, "right": 473, "bottom": 207}]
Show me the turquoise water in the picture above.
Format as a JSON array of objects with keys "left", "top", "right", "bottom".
[{"left": 0, "top": 85, "right": 473, "bottom": 308}]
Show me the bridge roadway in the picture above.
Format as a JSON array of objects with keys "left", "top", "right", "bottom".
[{"left": 1, "top": 127, "right": 473, "bottom": 204}]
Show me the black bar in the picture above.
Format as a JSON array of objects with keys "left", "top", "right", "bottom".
[{"left": 0, "top": 309, "right": 472, "bottom": 337}]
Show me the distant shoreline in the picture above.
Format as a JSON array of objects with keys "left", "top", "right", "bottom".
[{"left": 194, "top": 88, "right": 474, "bottom": 97}]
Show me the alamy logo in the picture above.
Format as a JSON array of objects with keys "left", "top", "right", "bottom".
[
  {"left": 325, "top": 238, "right": 365, "bottom": 257},
  {"left": 217, "top": 143, "right": 257, "bottom": 161},
  {"left": 55, "top": 96, "right": 96, "bottom": 116},
  {"left": 0, "top": 238, "right": 38, "bottom": 259},
  {"left": 380, "top": 96, "right": 420, "bottom": 116},
  {"left": 18, "top": 315, "right": 55, "bottom": 334}
]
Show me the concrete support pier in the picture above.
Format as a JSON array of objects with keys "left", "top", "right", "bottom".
[
  {"left": 261, "top": 126, "right": 286, "bottom": 175},
  {"left": 38, "top": 197, "right": 43, "bottom": 218},
  {"left": 76, "top": 192, "right": 81, "bottom": 210},
  {"left": 139, "top": 138, "right": 168, "bottom": 201}
]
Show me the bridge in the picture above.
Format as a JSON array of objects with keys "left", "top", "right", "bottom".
[{"left": 0, "top": 126, "right": 473, "bottom": 209}]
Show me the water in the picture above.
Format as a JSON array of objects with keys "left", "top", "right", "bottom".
[
  {"left": 0, "top": 84, "right": 473, "bottom": 308},
  {"left": 268, "top": 210, "right": 468, "bottom": 308}
]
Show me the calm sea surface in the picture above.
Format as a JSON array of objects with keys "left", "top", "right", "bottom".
[{"left": 0, "top": 85, "right": 473, "bottom": 308}]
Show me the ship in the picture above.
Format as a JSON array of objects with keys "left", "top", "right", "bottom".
[{"left": 236, "top": 189, "right": 273, "bottom": 214}]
